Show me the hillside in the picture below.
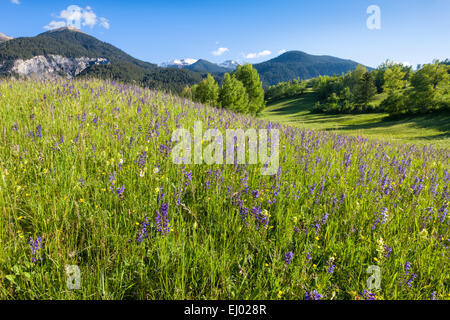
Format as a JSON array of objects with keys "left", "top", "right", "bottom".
[
  {"left": 0, "top": 27, "right": 203, "bottom": 93},
  {"left": 0, "top": 78, "right": 448, "bottom": 299},
  {"left": 0, "top": 28, "right": 149, "bottom": 66},
  {"left": 254, "top": 51, "right": 366, "bottom": 86},
  {"left": 79, "top": 63, "right": 203, "bottom": 92}
]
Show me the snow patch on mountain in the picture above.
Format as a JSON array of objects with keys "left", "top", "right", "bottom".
[
  {"left": 159, "top": 58, "right": 198, "bottom": 68},
  {"left": 219, "top": 60, "right": 239, "bottom": 70}
]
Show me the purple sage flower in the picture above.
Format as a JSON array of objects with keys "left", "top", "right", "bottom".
[
  {"left": 284, "top": 251, "right": 294, "bottom": 265},
  {"left": 29, "top": 236, "right": 43, "bottom": 262},
  {"left": 305, "top": 290, "right": 322, "bottom": 300}
]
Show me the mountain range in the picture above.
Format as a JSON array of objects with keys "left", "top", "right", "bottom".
[
  {"left": 0, "top": 27, "right": 203, "bottom": 92},
  {"left": 0, "top": 27, "right": 369, "bottom": 91},
  {"left": 159, "top": 59, "right": 239, "bottom": 73}
]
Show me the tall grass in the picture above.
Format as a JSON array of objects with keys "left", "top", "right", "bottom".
[{"left": 0, "top": 79, "right": 448, "bottom": 300}]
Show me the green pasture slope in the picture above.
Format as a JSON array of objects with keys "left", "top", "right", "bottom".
[{"left": 262, "top": 90, "right": 450, "bottom": 149}]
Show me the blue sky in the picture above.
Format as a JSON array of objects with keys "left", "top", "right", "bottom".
[{"left": 2, "top": 0, "right": 450, "bottom": 68}]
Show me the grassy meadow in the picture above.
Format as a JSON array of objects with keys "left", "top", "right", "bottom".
[
  {"left": 0, "top": 79, "right": 449, "bottom": 300},
  {"left": 263, "top": 90, "right": 450, "bottom": 149}
]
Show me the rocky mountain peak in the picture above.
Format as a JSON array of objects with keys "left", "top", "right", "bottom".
[{"left": 0, "top": 32, "right": 13, "bottom": 43}]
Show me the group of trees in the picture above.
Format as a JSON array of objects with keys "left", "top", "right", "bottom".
[
  {"left": 79, "top": 63, "right": 203, "bottom": 93},
  {"left": 381, "top": 61, "right": 449, "bottom": 116},
  {"left": 181, "top": 64, "right": 266, "bottom": 115},
  {"left": 311, "top": 60, "right": 450, "bottom": 116},
  {"left": 264, "top": 78, "right": 308, "bottom": 101},
  {"left": 311, "top": 65, "right": 379, "bottom": 114}
]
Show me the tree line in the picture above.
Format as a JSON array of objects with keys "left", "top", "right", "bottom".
[
  {"left": 181, "top": 64, "right": 266, "bottom": 115},
  {"left": 264, "top": 78, "right": 308, "bottom": 102},
  {"left": 310, "top": 60, "right": 449, "bottom": 116}
]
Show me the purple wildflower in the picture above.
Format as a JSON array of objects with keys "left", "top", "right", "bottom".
[
  {"left": 116, "top": 185, "right": 125, "bottom": 199},
  {"left": 108, "top": 172, "right": 116, "bottom": 192},
  {"left": 136, "top": 217, "right": 149, "bottom": 244},
  {"left": 284, "top": 251, "right": 294, "bottom": 265},
  {"left": 343, "top": 150, "right": 352, "bottom": 168},
  {"left": 29, "top": 236, "right": 43, "bottom": 262},
  {"left": 372, "top": 208, "right": 388, "bottom": 230},
  {"left": 36, "top": 125, "right": 42, "bottom": 138},
  {"left": 404, "top": 262, "right": 412, "bottom": 273},
  {"left": 359, "top": 290, "right": 377, "bottom": 300},
  {"left": 305, "top": 290, "right": 322, "bottom": 300},
  {"left": 155, "top": 192, "right": 170, "bottom": 235},
  {"left": 438, "top": 204, "right": 448, "bottom": 222},
  {"left": 328, "top": 263, "right": 336, "bottom": 274},
  {"left": 138, "top": 151, "right": 147, "bottom": 167},
  {"left": 252, "top": 206, "right": 269, "bottom": 229},
  {"left": 402, "top": 262, "right": 417, "bottom": 289},
  {"left": 384, "top": 246, "right": 392, "bottom": 259},
  {"left": 411, "top": 177, "right": 424, "bottom": 196}
]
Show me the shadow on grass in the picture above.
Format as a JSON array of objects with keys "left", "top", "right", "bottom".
[
  {"left": 266, "top": 91, "right": 318, "bottom": 115},
  {"left": 336, "top": 113, "right": 450, "bottom": 134},
  {"left": 413, "top": 132, "right": 450, "bottom": 141},
  {"left": 267, "top": 93, "right": 450, "bottom": 136}
]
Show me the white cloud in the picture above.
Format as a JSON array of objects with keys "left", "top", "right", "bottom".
[
  {"left": 11, "top": 0, "right": 20, "bottom": 4},
  {"left": 99, "top": 17, "right": 110, "bottom": 29},
  {"left": 212, "top": 47, "right": 229, "bottom": 56},
  {"left": 245, "top": 50, "right": 272, "bottom": 59},
  {"left": 44, "top": 5, "right": 110, "bottom": 30},
  {"left": 44, "top": 21, "right": 67, "bottom": 30},
  {"left": 81, "top": 10, "right": 97, "bottom": 27},
  {"left": 278, "top": 49, "right": 287, "bottom": 55}
]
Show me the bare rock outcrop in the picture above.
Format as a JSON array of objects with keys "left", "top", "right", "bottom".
[{"left": 2, "top": 55, "right": 109, "bottom": 80}]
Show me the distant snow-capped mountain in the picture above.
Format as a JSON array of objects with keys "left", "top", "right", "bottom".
[
  {"left": 159, "top": 58, "right": 198, "bottom": 68},
  {"left": 219, "top": 60, "right": 239, "bottom": 70},
  {"left": 159, "top": 58, "right": 239, "bottom": 71}
]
